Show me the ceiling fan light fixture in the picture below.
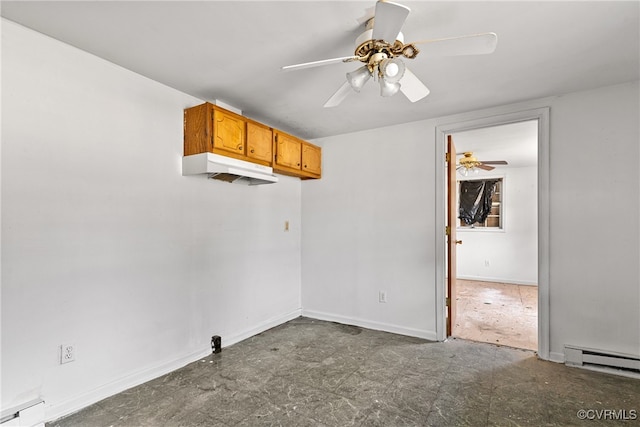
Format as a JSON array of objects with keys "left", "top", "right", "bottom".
[
  {"left": 282, "top": 1, "right": 498, "bottom": 108},
  {"left": 379, "top": 78, "right": 401, "bottom": 97},
  {"left": 457, "top": 166, "right": 479, "bottom": 177},
  {"left": 346, "top": 66, "right": 372, "bottom": 92},
  {"left": 379, "top": 57, "right": 405, "bottom": 83},
  {"left": 458, "top": 153, "right": 482, "bottom": 176}
]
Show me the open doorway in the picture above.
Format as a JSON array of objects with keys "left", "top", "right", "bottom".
[
  {"left": 449, "top": 120, "right": 538, "bottom": 351},
  {"left": 436, "top": 107, "right": 550, "bottom": 359}
]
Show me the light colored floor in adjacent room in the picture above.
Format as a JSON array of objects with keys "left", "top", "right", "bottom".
[{"left": 453, "top": 279, "right": 538, "bottom": 351}]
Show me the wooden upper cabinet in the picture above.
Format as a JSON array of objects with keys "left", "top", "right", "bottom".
[
  {"left": 183, "top": 103, "right": 211, "bottom": 156},
  {"left": 273, "top": 131, "right": 322, "bottom": 179},
  {"left": 274, "top": 132, "right": 302, "bottom": 170},
  {"left": 184, "top": 102, "right": 320, "bottom": 179},
  {"left": 184, "top": 102, "right": 246, "bottom": 159},
  {"left": 302, "top": 143, "right": 322, "bottom": 176},
  {"left": 246, "top": 121, "right": 273, "bottom": 165},
  {"left": 212, "top": 108, "right": 245, "bottom": 156}
]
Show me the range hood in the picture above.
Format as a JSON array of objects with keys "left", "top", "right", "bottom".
[{"left": 182, "top": 153, "right": 278, "bottom": 185}]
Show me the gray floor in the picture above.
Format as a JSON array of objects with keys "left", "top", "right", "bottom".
[{"left": 49, "top": 317, "right": 639, "bottom": 426}]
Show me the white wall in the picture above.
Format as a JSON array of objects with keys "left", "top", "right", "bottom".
[
  {"left": 457, "top": 166, "right": 538, "bottom": 285},
  {"left": 303, "top": 120, "right": 439, "bottom": 339},
  {"left": 303, "top": 80, "right": 639, "bottom": 359},
  {"left": 549, "top": 81, "right": 639, "bottom": 359},
  {"left": 1, "top": 20, "right": 302, "bottom": 419}
]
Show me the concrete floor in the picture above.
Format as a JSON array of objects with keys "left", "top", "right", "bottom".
[
  {"left": 454, "top": 280, "right": 538, "bottom": 351},
  {"left": 48, "top": 317, "right": 639, "bottom": 426}
]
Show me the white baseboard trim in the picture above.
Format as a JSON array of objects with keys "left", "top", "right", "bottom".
[
  {"left": 44, "top": 347, "right": 211, "bottom": 423},
  {"left": 302, "top": 309, "right": 438, "bottom": 341},
  {"left": 549, "top": 351, "right": 565, "bottom": 363},
  {"left": 222, "top": 308, "right": 302, "bottom": 348},
  {"left": 457, "top": 275, "right": 538, "bottom": 286},
  {"left": 44, "top": 308, "right": 302, "bottom": 424}
]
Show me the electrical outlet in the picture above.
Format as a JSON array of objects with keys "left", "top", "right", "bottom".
[
  {"left": 484, "top": 260, "right": 490, "bottom": 267},
  {"left": 379, "top": 291, "right": 387, "bottom": 303},
  {"left": 60, "top": 344, "right": 75, "bottom": 364}
]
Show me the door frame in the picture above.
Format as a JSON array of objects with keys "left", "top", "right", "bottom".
[{"left": 434, "top": 107, "right": 550, "bottom": 360}]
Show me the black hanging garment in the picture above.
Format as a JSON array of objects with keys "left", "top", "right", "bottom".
[{"left": 458, "top": 180, "right": 497, "bottom": 226}]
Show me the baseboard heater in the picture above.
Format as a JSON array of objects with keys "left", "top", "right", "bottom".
[
  {"left": 0, "top": 399, "right": 44, "bottom": 427},
  {"left": 565, "top": 345, "right": 640, "bottom": 378}
]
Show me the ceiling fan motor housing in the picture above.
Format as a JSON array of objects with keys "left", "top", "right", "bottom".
[
  {"left": 355, "top": 25, "right": 406, "bottom": 58},
  {"left": 460, "top": 152, "right": 481, "bottom": 169}
]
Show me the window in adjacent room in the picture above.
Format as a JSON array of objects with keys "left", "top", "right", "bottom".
[{"left": 458, "top": 178, "right": 503, "bottom": 229}]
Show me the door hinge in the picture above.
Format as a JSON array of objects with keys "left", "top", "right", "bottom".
[
  {"left": 445, "top": 226, "right": 450, "bottom": 236},
  {"left": 445, "top": 152, "right": 450, "bottom": 162},
  {"left": 446, "top": 297, "right": 451, "bottom": 307}
]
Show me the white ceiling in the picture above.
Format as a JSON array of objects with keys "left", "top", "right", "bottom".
[
  {"left": 453, "top": 119, "right": 538, "bottom": 169},
  {"left": 2, "top": 0, "right": 638, "bottom": 150}
]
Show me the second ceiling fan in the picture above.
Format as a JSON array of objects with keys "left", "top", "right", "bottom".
[
  {"left": 457, "top": 152, "right": 508, "bottom": 176},
  {"left": 281, "top": 0, "right": 498, "bottom": 107}
]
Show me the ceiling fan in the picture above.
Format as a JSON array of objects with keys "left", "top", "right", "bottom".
[
  {"left": 457, "top": 152, "right": 508, "bottom": 176},
  {"left": 281, "top": 0, "right": 498, "bottom": 108}
]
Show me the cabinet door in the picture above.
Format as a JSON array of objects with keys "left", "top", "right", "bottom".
[
  {"left": 302, "top": 143, "right": 321, "bottom": 176},
  {"left": 212, "top": 109, "right": 245, "bottom": 155},
  {"left": 275, "top": 133, "right": 302, "bottom": 170},
  {"left": 246, "top": 122, "right": 273, "bottom": 164}
]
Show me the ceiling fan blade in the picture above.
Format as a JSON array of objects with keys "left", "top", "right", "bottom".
[
  {"left": 477, "top": 164, "right": 495, "bottom": 171},
  {"left": 399, "top": 68, "right": 430, "bottom": 102},
  {"left": 412, "top": 32, "right": 498, "bottom": 57},
  {"left": 324, "top": 81, "right": 353, "bottom": 108},
  {"left": 481, "top": 160, "right": 508, "bottom": 165},
  {"left": 282, "top": 56, "right": 361, "bottom": 71},
  {"left": 372, "top": 1, "right": 411, "bottom": 42},
  {"left": 356, "top": 5, "right": 376, "bottom": 26}
]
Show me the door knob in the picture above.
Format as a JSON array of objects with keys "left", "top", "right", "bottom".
[{"left": 456, "top": 240, "right": 463, "bottom": 245}]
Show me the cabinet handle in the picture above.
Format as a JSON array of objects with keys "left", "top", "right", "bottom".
[
  {"left": 250, "top": 149, "right": 255, "bottom": 153},
  {"left": 238, "top": 145, "right": 243, "bottom": 150}
]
